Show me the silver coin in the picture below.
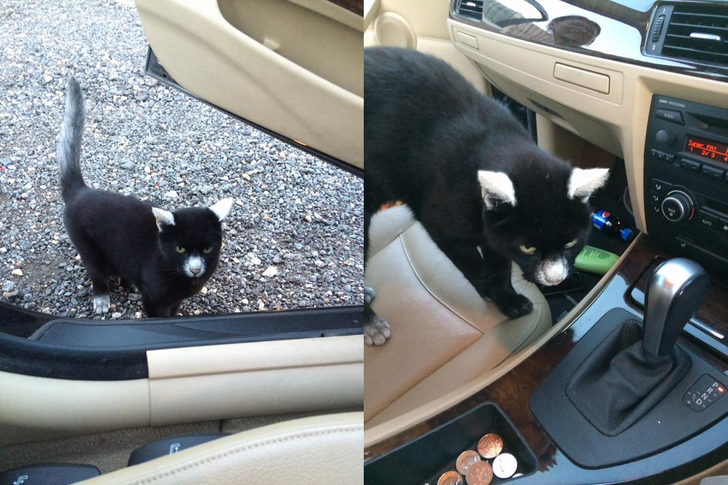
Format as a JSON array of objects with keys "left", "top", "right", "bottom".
[{"left": 492, "top": 453, "right": 518, "bottom": 479}]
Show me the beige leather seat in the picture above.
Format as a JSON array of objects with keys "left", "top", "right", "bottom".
[
  {"left": 365, "top": 206, "right": 551, "bottom": 428},
  {"left": 78, "top": 413, "right": 363, "bottom": 484}
]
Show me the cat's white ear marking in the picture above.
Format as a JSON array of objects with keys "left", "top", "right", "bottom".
[
  {"left": 478, "top": 171, "right": 516, "bottom": 209},
  {"left": 568, "top": 168, "right": 609, "bottom": 202},
  {"left": 209, "top": 198, "right": 234, "bottom": 221},
  {"left": 152, "top": 207, "right": 175, "bottom": 232}
]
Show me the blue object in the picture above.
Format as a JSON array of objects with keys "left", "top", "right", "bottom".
[{"left": 592, "top": 210, "right": 633, "bottom": 241}]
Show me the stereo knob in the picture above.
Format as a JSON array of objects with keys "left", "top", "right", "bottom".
[
  {"left": 655, "top": 129, "right": 675, "bottom": 145},
  {"left": 661, "top": 190, "right": 694, "bottom": 222}
]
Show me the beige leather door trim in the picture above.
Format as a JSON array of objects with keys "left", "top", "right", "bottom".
[
  {"left": 0, "top": 336, "right": 362, "bottom": 447},
  {"left": 0, "top": 372, "right": 150, "bottom": 447},
  {"left": 147, "top": 335, "right": 364, "bottom": 425}
]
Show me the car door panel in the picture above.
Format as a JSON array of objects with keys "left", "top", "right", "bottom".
[
  {"left": 135, "top": 0, "right": 363, "bottom": 168},
  {"left": 147, "top": 335, "right": 363, "bottom": 425},
  {"left": 0, "top": 335, "right": 362, "bottom": 447}
]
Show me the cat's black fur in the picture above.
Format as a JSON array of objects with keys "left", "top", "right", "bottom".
[
  {"left": 58, "top": 77, "right": 232, "bottom": 317},
  {"left": 364, "top": 47, "right": 608, "bottom": 341}
]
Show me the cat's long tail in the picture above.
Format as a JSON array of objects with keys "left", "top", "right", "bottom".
[{"left": 57, "top": 76, "right": 87, "bottom": 203}]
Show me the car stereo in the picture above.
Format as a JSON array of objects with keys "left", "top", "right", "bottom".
[{"left": 644, "top": 95, "right": 728, "bottom": 272}]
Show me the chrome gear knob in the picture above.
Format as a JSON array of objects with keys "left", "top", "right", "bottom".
[{"left": 643, "top": 258, "right": 710, "bottom": 357}]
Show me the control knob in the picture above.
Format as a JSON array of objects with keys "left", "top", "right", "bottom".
[
  {"left": 655, "top": 129, "right": 675, "bottom": 145},
  {"left": 661, "top": 190, "right": 694, "bottom": 222}
]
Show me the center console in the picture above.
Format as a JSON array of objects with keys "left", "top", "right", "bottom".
[
  {"left": 644, "top": 95, "right": 728, "bottom": 271},
  {"left": 530, "top": 259, "right": 727, "bottom": 469},
  {"left": 365, "top": 236, "right": 728, "bottom": 484}
]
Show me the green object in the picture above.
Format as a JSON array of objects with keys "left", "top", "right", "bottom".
[{"left": 575, "top": 245, "right": 619, "bottom": 275}]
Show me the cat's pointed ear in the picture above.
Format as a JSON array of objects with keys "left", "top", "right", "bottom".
[
  {"left": 568, "top": 168, "right": 610, "bottom": 202},
  {"left": 152, "top": 207, "right": 175, "bottom": 232},
  {"left": 209, "top": 198, "right": 234, "bottom": 221},
  {"left": 478, "top": 171, "right": 517, "bottom": 209}
]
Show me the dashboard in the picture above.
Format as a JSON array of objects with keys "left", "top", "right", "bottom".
[{"left": 447, "top": 0, "right": 728, "bottom": 262}]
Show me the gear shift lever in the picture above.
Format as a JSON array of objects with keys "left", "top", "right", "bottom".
[
  {"left": 643, "top": 258, "right": 709, "bottom": 357},
  {"left": 567, "top": 257, "right": 708, "bottom": 436}
]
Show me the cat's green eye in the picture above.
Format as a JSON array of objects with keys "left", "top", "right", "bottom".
[
  {"left": 175, "top": 246, "right": 186, "bottom": 254},
  {"left": 564, "top": 239, "right": 578, "bottom": 249},
  {"left": 203, "top": 247, "right": 213, "bottom": 254},
  {"left": 519, "top": 245, "right": 537, "bottom": 255}
]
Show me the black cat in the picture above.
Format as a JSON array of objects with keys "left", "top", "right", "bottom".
[
  {"left": 57, "top": 77, "right": 233, "bottom": 317},
  {"left": 364, "top": 47, "right": 608, "bottom": 345}
]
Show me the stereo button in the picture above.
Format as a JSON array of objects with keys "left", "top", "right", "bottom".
[
  {"left": 701, "top": 165, "right": 725, "bottom": 181},
  {"left": 676, "top": 237, "right": 693, "bottom": 256},
  {"left": 719, "top": 220, "right": 728, "bottom": 235},
  {"left": 697, "top": 212, "right": 718, "bottom": 230},
  {"left": 680, "top": 158, "right": 702, "bottom": 172},
  {"left": 656, "top": 129, "right": 676, "bottom": 145},
  {"left": 656, "top": 109, "right": 684, "bottom": 125},
  {"left": 649, "top": 179, "right": 671, "bottom": 194},
  {"left": 650, "top": 148, "right": 668, "bottom": 161}
]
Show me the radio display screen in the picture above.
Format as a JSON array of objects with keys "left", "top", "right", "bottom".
[{"left": 686, "top": 136, "right": 728, "bottom": 163}]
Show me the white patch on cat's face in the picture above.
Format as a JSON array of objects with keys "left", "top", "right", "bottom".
[
  {"left": 209, "top": 198, "right": 234, "bottom": 221},
  {"left": 152, "top": 207, "right": 175, "bottom": 232},
  {"left": 567, "top": 168, "right": 609, "bottom": 202},
  {"left": 184, "top": 255, "right": 206, "bottom": 278},
  {"left": 535, "top": 257, "right": 569, "bottom": 286},
  {"left": 478, "top": 171, "right": 517, "bottom": 209}
]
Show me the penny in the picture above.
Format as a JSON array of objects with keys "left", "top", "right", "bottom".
[
  {"left": 437, "top": 470, "right": 463, "bottom": 485},
  {"left": 465, "top": 460, "right": 493, "bottom": 485},
  {"left": 456, "top": 450, "right": 481, "bottom": 475},
  {"left": 477, "top": 433, "right": 503, "bottom": 459},
  {"left": 492, "top": 452, "right": 518, "bottom": 479}
]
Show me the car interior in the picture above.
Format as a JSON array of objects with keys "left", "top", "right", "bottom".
[
  {"left": 3, "top": 0, "right": 728, "bottom": 483},
  {"left": 363, "top": 0, "right": 728, "bottom": 483},
  {"left": 0, "top": 0, "right": 364, "bottom": 484}
]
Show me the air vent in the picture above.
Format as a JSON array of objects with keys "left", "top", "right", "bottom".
[
  {"left": 662, "top": 4, "right": 728, "bottom": 66},
  {"left": 457, "top": 0, "right": 484, "bottom": 21}
]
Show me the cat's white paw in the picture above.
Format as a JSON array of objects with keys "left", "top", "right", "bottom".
[
  {"left": 365, "top": 315, "right": 391, "bottom": 346},
  {"left": 93, "top": 294, "right": 111, "bottom": 314},
  {"left": 364, "top": 286, "right": 376, "bottom": 305}
]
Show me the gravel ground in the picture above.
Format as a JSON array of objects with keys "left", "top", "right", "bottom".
[{"left": 0, "top": 0, "right": 363, "bottom": 320}]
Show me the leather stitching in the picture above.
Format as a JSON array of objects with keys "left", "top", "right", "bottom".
[{"left": 127, "top": 425, "right": 363, "bottom": 484}]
